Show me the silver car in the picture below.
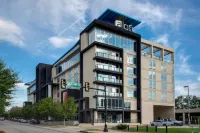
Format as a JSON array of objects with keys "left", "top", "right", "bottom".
[
  {"left": 160, "top": 119, "right": 174, "bottom": 126},
  {"left": 150, "top": 120, "right": 164, "bottom": 126}
]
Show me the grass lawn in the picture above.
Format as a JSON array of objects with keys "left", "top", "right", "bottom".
[{"left": 121, "top": 126, "right": 200, "bottom": 133}]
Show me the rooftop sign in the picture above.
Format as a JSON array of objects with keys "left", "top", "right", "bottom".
[{"left": 98, "top": 8, "right": 141, "bottom": 31}]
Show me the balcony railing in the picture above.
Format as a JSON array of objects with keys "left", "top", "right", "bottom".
[
  {"left": 95, "top": 64, "right": 122, "bottom": 73},
  {"left": 96, "top": 52, "right": 122, "bottom": 61},
  {"left": 96, "top": 76, "right": 122, "bottom": 84},
  {"left": 95, "top": 91, "right": 122, "bottom": 97},
  {"left": 141, "top": 52, "right": 151, "bottom": 57}
]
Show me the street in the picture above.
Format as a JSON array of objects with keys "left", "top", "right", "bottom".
[{"left": 0, "top": 120, "right": 81, "bottom": 133}]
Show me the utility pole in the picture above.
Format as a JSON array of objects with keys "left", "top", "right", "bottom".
[
  {"left": 103, "top": 82, "right": 108, "bottom": 132},
  {"left": 184, "top": 86, "right": 190, "bottom": 126}
]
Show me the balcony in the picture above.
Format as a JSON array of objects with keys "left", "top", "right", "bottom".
[
  {"left": 94, "top": 64, "right": 122, "bottom": 74},
  {"left": 95, "top": 91, "right": 122, "bottom": 97},
  {"left": 94, "top": 52, "right": 122, "bottom": 63},
  {"left": 94, "top": 76, "right": 123, "bottom": 86}
]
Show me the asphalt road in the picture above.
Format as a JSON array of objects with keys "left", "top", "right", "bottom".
[{"left": 0, "top": 120, "right": 80, "bottom": 133}]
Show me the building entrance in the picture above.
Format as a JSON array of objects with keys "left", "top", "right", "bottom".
[{"left": 97, "top": 112, "right": 122, "bottom": 123}]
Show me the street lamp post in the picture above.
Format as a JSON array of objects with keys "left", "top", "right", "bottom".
[
  {"left": 184, "top": 86, "right": 190, "bottom": 126},
  {"left": 103, "top": 82, "right": 108, "bottom": 132}
]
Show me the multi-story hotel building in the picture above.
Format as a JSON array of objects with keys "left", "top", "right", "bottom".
[{"left": 26, "top": 9, "right": 175, "bottom": 124}]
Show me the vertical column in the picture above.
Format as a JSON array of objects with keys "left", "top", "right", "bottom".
[
  {"left": 183, "top": 112, "right": 185, "bottom": 125},
  {"left": 161, "top": 49, "right": 164, "bottom": 61},
  {"left": 150, "top": 45, "right": 153, "bottom": 57},
  {"left": 48, "top": 84, "right": 52, "bottom": 97},
  {"left": 171, "top": 53, "right": 174, "bottom": 62}
]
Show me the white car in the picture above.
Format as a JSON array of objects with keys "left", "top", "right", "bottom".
[
  {"left": 150, "top": 120, "right": 164, "bottom": 126},
  {"left": 0, "top": 117, "right": 4, "bottom": 121}
]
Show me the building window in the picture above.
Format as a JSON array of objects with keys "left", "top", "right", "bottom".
[
  {"left": 68, "top": 70, "right": 72, "bottom": 82},
  {"left": 161, "top": 74, "right": 167, "bottom": 81},
  {"left": 161, "top": 93, "right": 167, "bottom": 101},
  {"left": 149, "top": 60, "right": 152, "bottom": 69},
  {"left": 172, "top": 94, "right": 174, "bottom": 102},
  {"left": 153, "top": 81, "right": 156, "bottom": 89},
  {"left": 172, "top": 83, "right": 174, "bottom": 91},
  {"left": 74, "top": 74, "right": 78, "bottom": 83},
  {"left": 172, "top": 67, "right": 174, "bottom": 73},
  {"left": 153, "top": 72, "right": 156, "bottom": 80},
  {"left": 149, "top": 60, "right": 156, "bottom": 69},
  {"left": 127, "top": 55, "right": 136, "bottom": 65},
  {"left": 149, "top": 90, "right": 156, "bottom": 100},
  {"left": 127, "top": 88, "right": 137, "bottom": 98},
  {"left": 162, "top": 82, "right": 167, "bottom": 90},
  {"left": 89, "top": 28, "right": 136, "bottom": 52},
  {"left": 149, "top": 80, "right": 152, "bottom": 88},
  {"left": 153, "top": 60, "right": 156, "bottom": 69},
  {"left": 124, "top": 102, "right": 131, "bottom": 109},
  {"left": 149, "top": 71, "right": 152, "bottom": 79},
  {"left": 56, "top": 53, "right": 80, "bottom": 74},
  {"left": 127, "top": 67, "right": 134, "bottom": 75},
  {"left": 127, "top": 78, "right": 133, "bottom": 85},
  {"left": 161, "top": 62, "right": 166, "bottom": 72}
]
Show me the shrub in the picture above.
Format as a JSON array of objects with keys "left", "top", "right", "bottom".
[{"left": 116, "top": 124, "right": 128, "bottom": 130}]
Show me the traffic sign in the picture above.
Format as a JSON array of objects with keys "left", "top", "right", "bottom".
[{"left": 66, "top": 81, "right": 81, "bottom": 89}]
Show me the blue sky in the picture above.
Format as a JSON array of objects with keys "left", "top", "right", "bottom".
[{"left": 0, "top": 0, "right": 200, "bottom": 108}]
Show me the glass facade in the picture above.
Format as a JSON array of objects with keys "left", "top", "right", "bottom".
[
  {"left": 97, "top": 97, "right": 123, "bottom": 109},
  {"left": 149, "top": 80, "right": 156, "bottom": 89},
  {"left": 89, "top": 28, "right": 137, "bottom": 52},
  {"left": 56, "top": 53, "right": 80, "bottom": 74},
  {"left": 29, "top": 84, "right": 36, "bottom": 94}
]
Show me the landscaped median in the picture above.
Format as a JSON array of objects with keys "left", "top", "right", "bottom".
[{"left": 113, "top": 124, "right": 200, "bottom": 133}]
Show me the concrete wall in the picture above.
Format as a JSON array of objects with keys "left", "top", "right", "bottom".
[
  {"left": 141, "top": 39, "right": 175, "bottom": 124},
  {"left": 83, "top": 45, "right": 96, "bottom": 108}
]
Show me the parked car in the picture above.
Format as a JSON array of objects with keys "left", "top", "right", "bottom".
[
  {"left": 30, "top": 119, "right": 40, "bottom": 124},
  {"left": 160, "top": 118, "right": 174, "bottom": 126},
  {"left": 0, "top": 117, "right": 4, "bottom": 121},
  {"left": 20, "top": 119, "right": 28, "bottom": 123},
  {"left": 167, "top": 118, "right": 183, "bottom": 126},
  {"left": 150, "top": 120, "right": 164, "bottom": 126}
]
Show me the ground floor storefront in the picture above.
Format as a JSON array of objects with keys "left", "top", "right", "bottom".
[{"left": 79, "top": 110, "right": 139, "bottom": 123}]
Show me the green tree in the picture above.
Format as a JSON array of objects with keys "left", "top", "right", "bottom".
[
  {"left": 0, "top": 59, "right": 19, "bottom": 115},
  {"left": 175, "top": 95, "right": 200, "bottom": 109},
  {"left": 22, "top": 105, "right": 33, "bottom": 119},
  {"left": 62, "top": 97, "right": 78, "bottom": 125},
  {"left": 37, "top": 98, "right": 54, "bottom": 120},
  {"left": 9, "top": 107, "right": 22, "bottom": 118}
]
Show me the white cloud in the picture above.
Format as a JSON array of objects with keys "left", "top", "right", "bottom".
[
  {"left": 15, "top": 83, "right": 28, "bottom": 90},
  {"left": 175, "top": 80, "right": 200, "bottom": 97},
  {"left": 0, "top": 17, "right": 24, "bottom": 46},
  {"left": 89, "top": 0, "right": 182, "bottom": 30},
  {"left": 153, "top": 34, "right": 169, "bottom": 46},
  {"left": 176, "top": 50, "right": 196, "bottom": 76},
  {"left": 197, "top": 75, "right": 200, "bottom": 81},
  {"left": 48, "top": 36, "right": 78, "bottom": 48}
]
